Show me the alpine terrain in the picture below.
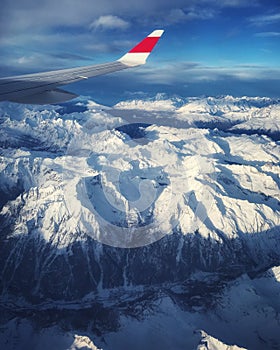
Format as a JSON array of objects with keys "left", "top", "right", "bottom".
[{"left": 0, "top": 95, "right": 279, "bottom": 350}]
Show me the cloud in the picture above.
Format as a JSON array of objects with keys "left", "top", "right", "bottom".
[
  {"left": 0, "top": 0, "right": 182, "bottom": 35},
  {"left": 209, "top": 0, "right": 258, "bottom": 7},
  {"left": 90, "top": 15, "right": 130, "bottom": 30},
  {"left": 4, "top": 52, "right": 70, "bottom": 73},
  {"left": 0, "top": 0, "right": 258, "bottom": 38},
  {"left": 249, "top": 12, "right": 280, "bottom": 26},
  {"left": 162, "top": 7, "right": 216, "bottom": 25},
  {"left": 165, "top": 9, "right": 188, "bottom": 24},
  {"left": 133, "top": 61, "right": 280, "bottom": 86},
  {"left": 255, "top": 31, "right": 280, "bottom": 37}
]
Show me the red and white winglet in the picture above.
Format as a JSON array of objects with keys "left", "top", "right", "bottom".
[{"left": 118, "top": 29, "right": 164, "bottom": 67}]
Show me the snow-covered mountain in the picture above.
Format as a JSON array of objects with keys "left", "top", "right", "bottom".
[
  {"left": 0, "top": 319, "right": 102, "bottom": 350},
  {"left": 0, "top": 95, "right": 279, "bottom": 349}
]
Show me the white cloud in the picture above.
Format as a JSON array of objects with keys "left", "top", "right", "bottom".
[
  {"left": 208, "top": 0, "right": 257, "bottom": 7},
  {"left": 185, "top": 8, "right": 216, "bottom": 20},
  {"left": 164, "top": 8, "right": 216, "bottom": 25},
  {"left": 255, "top": 31, "right": 280, "bottom": 37},
  {"left": 0, "top": 0, "right": 258, "bottom": 37},
  {"left": 90, "top": 15, "right": 130, "bottom": 30},
  {"left": 249, "top": 13, "right": 280, "bottom": 26},
  {"left": 133, "top": 61, "right": 280, "bottom": 85},
  {"left": 166, "top": 9, "right": 188, "bottom": 24}
]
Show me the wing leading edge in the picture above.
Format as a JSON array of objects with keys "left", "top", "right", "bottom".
[{"left": 0, "top": 30, "right": 164, "bottom": 105}]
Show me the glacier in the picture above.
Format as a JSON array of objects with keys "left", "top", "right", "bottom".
[{"left": 0, "top": 95, "right": 279, "bottom": 349}]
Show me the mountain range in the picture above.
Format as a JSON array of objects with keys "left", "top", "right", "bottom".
[{"left": 0, "top": 95, "right": 279, "bottom": 349}]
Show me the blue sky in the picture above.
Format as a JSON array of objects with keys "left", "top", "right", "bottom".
[{"left": 1, "top": 0, "right": 280, "bottom": 104}]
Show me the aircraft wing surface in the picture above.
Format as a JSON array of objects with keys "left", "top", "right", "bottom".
[{"left": 0, "top": 30, "right": 164, "bottom": 104}]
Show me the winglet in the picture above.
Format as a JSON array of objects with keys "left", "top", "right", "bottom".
[{"left": 118, "top": 30, "right": 164, "bottom": 67}]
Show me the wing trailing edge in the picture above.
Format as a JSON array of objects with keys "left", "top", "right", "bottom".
[{"left": 8, "top": 89, "right": 79, "bottom": 104}]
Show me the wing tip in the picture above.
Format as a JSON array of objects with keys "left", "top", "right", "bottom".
[
  {"left": 148, "top": 29, "right": 164, "bottom": 37},
  {"left": 118, "top": 29, "right": 164, "bottom": 67}
]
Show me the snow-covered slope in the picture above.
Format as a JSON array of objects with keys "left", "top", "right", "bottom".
[
  {"left": 0, "top": 95, "right": 279, "bottom": 292},
  {"left": 114, "top": 95, "right": 280, "bottom": 138},
  {"left": 0, "top": 95, "right": 279, "bottom": 349},
  {"left": 0, "top": 318, "right": 102, "bottom": 350},
  {"left": 229, "top": 103, "right": 280, "bottom": 140},
  {"left": 1, "top": 265, "right": 279, "bottom": 350},
  {"left": 93, "top": 265, "right": 280, "bottom": 350},
  {"left": 196, "top": 330, "right": 247, "bottom": 350}
]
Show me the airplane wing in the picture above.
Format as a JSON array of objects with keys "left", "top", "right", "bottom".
[{"left": 0, "top": 30, "right": 164, "bottom": 105}]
